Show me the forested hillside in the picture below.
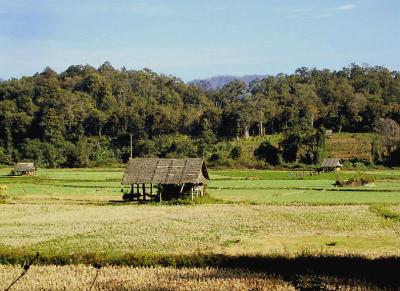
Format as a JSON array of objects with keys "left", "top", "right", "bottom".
[{"left": 0, "top": 63, "right": 399, "bottom": 167}]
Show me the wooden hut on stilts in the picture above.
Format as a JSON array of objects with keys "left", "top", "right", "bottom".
[{"left": 121, "top": 158, "right": 210, "bottom": 202}]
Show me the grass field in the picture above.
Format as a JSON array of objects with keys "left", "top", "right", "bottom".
[
  {"left": 0, "top": 167, "right": 399, "bottom": 289},
  {"left": 1, "top": 168, "right": 399, "bottom": 205},
  {"left": 1, "top": 204, "right": 399, "bottom": 257}
]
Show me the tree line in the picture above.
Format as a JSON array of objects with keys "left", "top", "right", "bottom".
[{"left": 0, "top": 63, "right": 399, "bottom": 167}]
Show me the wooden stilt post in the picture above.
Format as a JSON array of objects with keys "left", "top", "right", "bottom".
[
  {"left": 142, "top": 183, "right": 146, "bottom": 201},
  {"left": 130, "top": 184, "right": 134, "bottom": 194},
  {"left": 191, "top": 187, "right": 194, "bottom": 201}
]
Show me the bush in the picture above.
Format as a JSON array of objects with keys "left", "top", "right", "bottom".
[
  {"left": 254, "top": 142, "right": 282, "bottom": 166},
  {"left": 208, "top": 152, "right": 222, "bottom": 163},
  {"left": 387, "top": 148, "right": 400, "bottom": 166},
  {"left": 343, "top": 161, "right": 353, "bottom": 168},
  {"left": 229, "top": 145, "right": 242, "bottom": 160},
  {"left": 0, "top": 147, "right": 10, "bottom": 165},
  {"left": 335, "top": 172, "right": 375, "bottom": 187},
  {"left": 354, "top": 162, "right": 367, "bottom": 170},
  {"left": 90, "top": 138, "right": 116, "bottom": 166},
  {"left": 281, "top": 133, "right": 300, "bottom": 163}
]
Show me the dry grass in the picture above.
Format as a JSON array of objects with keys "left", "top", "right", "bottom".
[
  {"left": 0, "top": 265, "right": 387, "bottom": 290},
  {"left": 325, "top": 133, "right": 373, "bottom": 160},
  {"left": 0, "top": 204, "right": 399, "bottom": 257},
  {"left": 0, "top": 184, "right": 7, "bottom": 203},
  {"left": 0, "top": 265, "right": 294, "bottom": 291}
]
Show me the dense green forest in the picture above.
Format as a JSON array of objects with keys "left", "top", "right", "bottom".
[{"left": 0, "top": 63, "right": 399, "bottom": 167}]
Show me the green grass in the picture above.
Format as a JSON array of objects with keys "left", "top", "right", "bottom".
[
  {"left": 1, "top": 168, "right": 399, "bottom": 205},
  {"left": 209, "top": 169, "right": 400, "bottom": 205}
]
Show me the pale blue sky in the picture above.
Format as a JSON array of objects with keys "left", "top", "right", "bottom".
[{"left": 0, "top": 0, "right": 399, "bottom": 81}]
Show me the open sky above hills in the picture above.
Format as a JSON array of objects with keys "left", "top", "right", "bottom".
[{"left": 0, "top": 0, "right": 399, "bottom": 81}]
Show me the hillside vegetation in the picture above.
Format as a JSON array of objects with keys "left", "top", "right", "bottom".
[
  {"left": 0, "top": 63, "right": 399, "bottom": 168},
  {"left": 207, "top": 133, "right": 376, "bottom": 168}
]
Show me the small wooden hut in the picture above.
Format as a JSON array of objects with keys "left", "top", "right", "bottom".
[
  {"left": 11, "top": 162, "right": 36, "bottom": 176},
  {"left": 321, "top": 158, "right": 343, "bottom": 172},
  {"left": 121, "top": 158, "right": 209, "bottom": 202}
]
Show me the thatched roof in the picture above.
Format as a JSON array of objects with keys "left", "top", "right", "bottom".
[
  {"left": 122, "top": 158, "right": 209, "bottom": 185},
  {"left": 13, "top": 162, "right": 35, "bottom": 172},
  {"left": 321, "top": 158, "right": 342, "bottom": 168}
]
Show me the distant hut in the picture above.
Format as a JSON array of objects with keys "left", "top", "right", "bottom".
[
  {"left": 321, "top": 158, "right": 343, "bottom": 172},
  {"left": 325, "top": 129, "right": 333, "bottom": 138},
  {"left": 11, "top": 162, "right": 36, "bottom": 176},
  {"left": 121, "top": 158, "right": 210, "bottom": 202}
]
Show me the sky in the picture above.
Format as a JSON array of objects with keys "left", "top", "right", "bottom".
[{"left": 0, "top": 0, "right": 399, "bottom": 81}]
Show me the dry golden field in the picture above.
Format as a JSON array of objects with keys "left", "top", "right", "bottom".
[{"left": 0, "top": 265, "right": 386, "bottom": 291}]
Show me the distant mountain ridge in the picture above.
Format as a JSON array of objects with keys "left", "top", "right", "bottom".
[{"left": 190, "top": 74, "right": 267, "bottom": 90}]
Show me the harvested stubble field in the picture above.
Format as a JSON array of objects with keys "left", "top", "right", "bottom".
[
  {"left": 0, "top": 167, "right": 399, "bottom": 289},
  {"left": 0, "top": 265, "right": 295, "bottom": 291},
  {"left": 0, "top": 264, "right": 389, "bottom": 291}
]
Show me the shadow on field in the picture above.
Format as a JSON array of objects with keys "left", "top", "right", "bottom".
[
  {"left": 215, "top": 255, "right": 400, "bottom": 288},
  {"left": 1, "top": 252, "right": 399, "bottom": 288}
]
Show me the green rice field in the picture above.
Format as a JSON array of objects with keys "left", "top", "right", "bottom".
[{"left": 1, "top": 168, "right": 399, "bottom": 205}]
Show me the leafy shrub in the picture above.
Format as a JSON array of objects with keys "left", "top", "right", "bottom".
[
  {"left": 280, "top": 133, "right": 301, "bottom": 163},
  {"left": 354, "top": 162, "right": 367, "bottom": 170},
  {"left": 208, "top": 152, "right": 222, "bottom": 163},
  {"left": 335, "top": 172, "right": 375, "bottom": 187},
  {"left": 229, "top": 145, "right": 242, "bottom": 160},
  {"left": 254, "top": 141, "right": 282, "bottom": 166},
  {"left": 0, "top": 146, "right": 10, "bottom": 165},
  {"left": 334, "top": 173, "right": 344, "bottom": 186},
  {"left": 90, "top": 139, "right": 116, "bottom": 166},
  {"left": 342, "top": 161, "right": 353, "bottom": 168}
]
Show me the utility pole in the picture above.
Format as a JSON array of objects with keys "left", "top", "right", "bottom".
[{"left": 130, "top": 133, "right": 133, "bottom": 159}]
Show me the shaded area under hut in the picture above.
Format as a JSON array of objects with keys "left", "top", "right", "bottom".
[{"left": 121, "top": 158, "right": 209, "bottom": 202}]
